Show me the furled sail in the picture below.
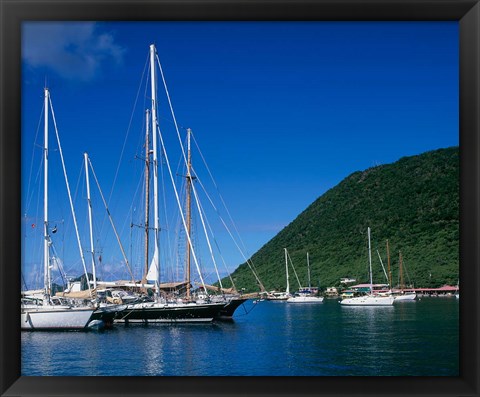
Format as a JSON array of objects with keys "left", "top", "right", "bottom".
[{"left": 146, "top": 246, "right": 159, "bottom": 282}]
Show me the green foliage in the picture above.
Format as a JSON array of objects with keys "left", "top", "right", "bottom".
[{"left": 221, "top": 147, "right": 459, "bottom": 292}]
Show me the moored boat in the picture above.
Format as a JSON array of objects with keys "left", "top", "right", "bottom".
[
  {"left": 214, "top": 296, "right": 248, "bottom": 320},
  {"left": 21, "top": 297, "right": 95, "bottom": 331},
  {"left": 114, "top": 300, "right": 225, "bottom": 323},
  {"left": 340, "top": 228, "right": 394, "bottom": 306},
  {"left": 287, "top": 253, "right": 323, "bottom": 304},
  {"left": 106, "top": 44, "right": 236, "bottom": 323},
  {"left": 266, "top": 248, "right": 292, "bottom": 301},
  {"left": 287, "top": 289, "right": 324, "bottom": 304},
  {"left": 21, "top": 89, "right": 96, "bottom": 331},
  {"left": 392, "top": 291, "right": 417, "bottom": 301}
]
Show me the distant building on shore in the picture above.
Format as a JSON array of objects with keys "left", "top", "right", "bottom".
[{"left": 325, "top": 287, "right": 339, "bottom": 297}]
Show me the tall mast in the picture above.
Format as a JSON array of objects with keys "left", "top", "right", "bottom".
[
  {"left": 149, "top": 44, "right": 160, "bottom": 294},
  {"left": 43, "top": 88, "right": 50, "bottom": 297},
  {"left": 368, "top": 227, "right": 373, "bottom": 294},
  {"left": 143, "top": 109, "right": 151, "bottom": 284},
  {"left": 185, "top": 128, "right": 193, "bottom": 299},
  {"left": 386, "top": 239, "right": 392, "bottom": 290},
  {"left": 307, "top": 252, "right": 311, "bottom": 289},
  {"left": 285, "top": 248, "right": 290, "bottom": 295},
  {"left": 84, "top": 153, "right": 97, "bottom": 291},
  {"left": 399, "top": 251, "right": 404, "bottom": 290}
]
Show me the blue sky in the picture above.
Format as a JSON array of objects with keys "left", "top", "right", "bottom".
[{"left": 21, "top": 21, "right": 458, "bottom": 289}]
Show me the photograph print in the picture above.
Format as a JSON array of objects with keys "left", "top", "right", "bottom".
[{"left": 21, "top": 21, "right": 459, "bottom": 377}]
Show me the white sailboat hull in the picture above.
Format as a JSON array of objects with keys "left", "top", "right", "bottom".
[
  {"left": 287, "top": 296, "right": 324, "bottom": 303},
  {"left": 393, "top": 292, "right": 416, "bottom": 301},
  {"left": 21, "top": 306, "right": 95, "bottom": 330},
  {"left": 340, "top": 295, "right": 395, "bottom": 306}
]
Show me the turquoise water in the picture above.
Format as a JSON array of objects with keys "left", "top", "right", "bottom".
[{"left": 21, "top": 297, "right": 458, "bottom": 376}]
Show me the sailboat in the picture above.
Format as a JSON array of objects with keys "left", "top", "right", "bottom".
[
  {"left": 21, "top": 89, "right": 95, "bottom": 330},
  {"left": 266, "top": 248, "right": 291, "bottom": 300},
  {"left": 340, "top": 227, "right": 395, "bottom": 306},
  {"left": 287, "top": 252, "right": 324, "bottom": 303},
  {"left": 181, "top": 128, "right": 248, "bottom": 320},
  {"left": 112, "top": 44, "right": 225, "bottom": 323},
  {"left": 377, "top": 241, "right": 416, "bottom": 301},
  {"left": 391, "top": 251, "right": 416, "bottom": 301}
]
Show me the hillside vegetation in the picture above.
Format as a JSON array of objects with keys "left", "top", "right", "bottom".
[{"left": 222, "top": 147, "right": 459, "bottom": 293}]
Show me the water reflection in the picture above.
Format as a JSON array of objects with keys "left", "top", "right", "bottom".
[{"left": 21, "top": 298, "right": 459, "bottom": 376}]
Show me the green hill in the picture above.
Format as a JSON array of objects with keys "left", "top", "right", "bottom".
[{"left": 222, "top": 147, "right": 459, "bottom": 292}]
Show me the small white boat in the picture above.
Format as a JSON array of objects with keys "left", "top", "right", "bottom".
[
  {"left": 340, "top": 294, "right": 395, "bottom": 306},
  {"left": 392, "top": 291, "right": 416, "bottom": 301},
  {"left": 287, "top": 253, "right": 323, "bottom": 303},
  {"left": 287, "top": 292, "right": 324, "bottom": 304},
  {"left": 22, "top": 299, "right": 94, "bottom": 330}
]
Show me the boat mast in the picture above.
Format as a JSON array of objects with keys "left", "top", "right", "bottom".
[
  {"left": 386, "top": 239, "right": 392, "bottom": 290},
  {"left": 84, "top": 152, "right": 97, "bottom": 291},
  {"left": 150, "top": 44, "right": 160, "bottom": 295},
  {"left": 143, "top": 109, "right": 150, "bottom": 285},
  {"left": 307, "top": 252, "right": 311, "bottom": 290},
  {"left": 185, "top": 128, "right": 193, "bottom": 299},
  {"left": 399, "top": 251, "right": 404, "bottom": 290},
  {"left": 43, "top": 88, "right": 50, "bottom": 297},
  {"left": 285, "top": 248, "right": 290, "bottom": 295},
  {"left": 368, "top": 227, "right": 373, "bottom": 294}
]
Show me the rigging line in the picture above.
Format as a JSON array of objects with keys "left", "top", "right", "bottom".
[
  {"left": 154, "top": 49, "right": 209, "bottom": 292},
  {"left": 172, "top": 183, "right": 185, "bottom": 282},
  {"left": 155, "top": 53, "right": 188, "bottom": 164},
  {"left": 155, "top": 121, "right": 209, "bottom": 295},
  {"left": 118, "top": 162, "right": 146, "bottom": 258},
  {"left": 155, "top": 50, "right": 260, "bottom": 291},
  {"left": 190, "top": 173, "right": 236, "bottom": 289},
  {"left": 190, "top": 134, "right": 247, "bottom": 250},
  {"left": 198, "top": 193, "right": 237, "bottom": 290},
  {"left": 403, "top": 258, "right": 412, "bottom": 286},
  {"left": 70, "top": 158, "right": 86, "bottom": 239},
  {"left": 286, "top": 250, "right": 302, "bottom": 289},
  {"left": 25, "top": 154, "right": 45, "bottom": 270},
  {"left": 159, "top": 144, "right": 174, "bottom": 280},
  {"left": 30, "top": 166, "right": 43, "bottom": 259},
  {"left": 194, "top": 173, "right": 265, "bottom": 290},
  {"left": 190, "top": 133, "right": 264, "bottom": 284},
  {"left": 114, "top": 157, "right": 146, "bottom": 280},
  {"left": 234, "top": 301, "right": 259, "bottom": 317},
  {"left": 155, "top": 50, "right": 261, "bottom": 291},
  {"left": 25, "top": 105, "right": 45, "bottom": 215},
  {"left": 48, "top": 96, "right": 92, "bottom": 298},
  {"left": 154, "top": 52, "right": 196, "bottom": 205},
  {"left": 102, "top": 53, "right": 150, "bottom": 233},
  {"left": 87, "top": 156, "right": 138, "bottom": 286},
  {"left": 189, "top": 171, "right": 224, "bottom": 289},
  {"left": 376, "top": 250, "right": 390, "bottom": 286},
  {"left": 50, "top": 242, "right": 68, "bottom": 288}
]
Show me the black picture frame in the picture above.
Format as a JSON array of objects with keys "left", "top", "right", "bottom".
[{"left": 1, "top": 0, "right": 478, "bottom": 396}]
